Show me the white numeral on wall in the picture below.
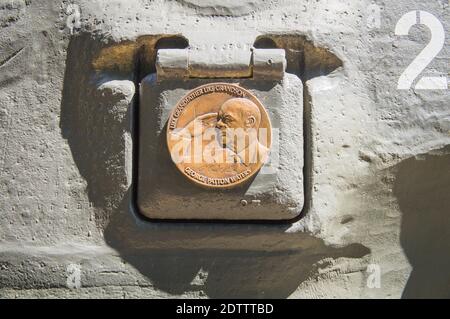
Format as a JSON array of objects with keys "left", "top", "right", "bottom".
[{"left": 395, "top": 11, "right": 447, "bottom": 90}]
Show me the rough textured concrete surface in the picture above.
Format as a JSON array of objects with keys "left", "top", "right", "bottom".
[{"left": 0, "top": 0, "right": 449, "bottom": 298}]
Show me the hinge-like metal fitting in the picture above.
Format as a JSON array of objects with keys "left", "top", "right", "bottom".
[{"left": 156, "top": 48, "right": 286, "bottom": 80}]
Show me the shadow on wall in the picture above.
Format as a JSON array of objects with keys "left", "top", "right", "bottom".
[
  {"left": 104, "top": 195, "right": 370, "bottom": 298},
  {"left": 60, "top": 33, "right": 132, "bottom": 228},
  {"left": 393, "top": 145, "right": 450, "bottom": 298},
  {"left": 61, "top": 34, "right": 369, "bottom": 298}
]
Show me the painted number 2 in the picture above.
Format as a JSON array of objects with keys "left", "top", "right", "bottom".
[{"left": 395, "top": 11, "right": 447, "bottom": 90}]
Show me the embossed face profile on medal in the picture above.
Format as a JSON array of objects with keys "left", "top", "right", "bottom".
[{"left": 166, "top": 83, "right": 272, "bottom": 189}]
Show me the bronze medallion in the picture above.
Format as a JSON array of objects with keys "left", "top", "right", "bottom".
[{"left": 166, "top": 83, "right": 272, "bottom": 189}]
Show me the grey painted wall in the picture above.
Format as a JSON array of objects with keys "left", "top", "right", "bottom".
[{"left": 0, "top": 0, "right": 449, "bottom": 298}]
